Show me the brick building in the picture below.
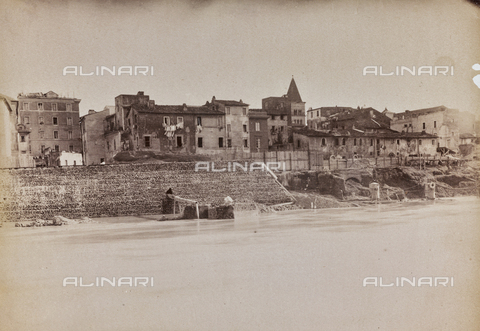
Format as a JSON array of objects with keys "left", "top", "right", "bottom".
[{"left": 17, "top": 91, "right": 82, "bottom": 165}]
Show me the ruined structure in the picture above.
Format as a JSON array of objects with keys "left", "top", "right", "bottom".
[
  {"left": 307, "top": 106, "right": 391, "bottom": 131},
  {"left": 80, "top": 106, "right": 115, "bottom": 165}
]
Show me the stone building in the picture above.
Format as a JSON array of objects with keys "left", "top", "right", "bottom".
[
  {"left": 248, "top": 109, "right": 269, "bottom": 153},
  {"left": 124, "top": 102, "right": 225, "bottom": 156},
  {"left": 293, "top": 128, "right": 438, "bottom": 159},
  {"left": 390, "top": 106, "right": 476, "bottom": 152},
  {"left": 210, "top": 97, "right": 250, "bottom": 152},
  {"left": 17, "top": 91, "right": 82, "bottom": 165},
  {"left": 262, "top": 78, "right": 306, "bottom": 149},
  {"left": 80, "top": 106, "right": 115, "bottom": 165}
]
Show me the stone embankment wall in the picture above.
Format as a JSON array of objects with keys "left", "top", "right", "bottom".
[{"left": 0, "top": 163, "right": 292, "bottom": 222}]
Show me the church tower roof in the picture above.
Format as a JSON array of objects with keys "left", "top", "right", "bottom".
[{"left": 286, "top": 77, "right": 303, "bottom": 103}]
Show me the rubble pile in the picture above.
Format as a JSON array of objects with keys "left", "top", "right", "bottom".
[{"left": 15, "top": 216, "right": 96, "bottom": 227}]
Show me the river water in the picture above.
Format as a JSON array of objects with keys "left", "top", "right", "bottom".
[{"left": 1, "top": 197, "right": 479, "bottom": 330}]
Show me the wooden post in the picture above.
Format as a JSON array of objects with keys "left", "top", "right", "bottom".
[{"left": 195, "top": 202, "right": 200, "bottom": 219}]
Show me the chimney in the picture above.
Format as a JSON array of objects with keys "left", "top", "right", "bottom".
[
  {"left": 183, "top": 103, "right": 187, "bottom": 111},
  {"left": 137, "top": 91, "right": 144, "bottom": 96},
  {"left": 88, "top": 109, "right": 96, "bottom": 114},
  {"left": 148, "top": 100, "right": 154, "bottom": 109}
]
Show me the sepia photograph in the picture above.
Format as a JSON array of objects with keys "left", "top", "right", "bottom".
[{"left": 1, "top": 0, "right": 479, "bottom": 330}]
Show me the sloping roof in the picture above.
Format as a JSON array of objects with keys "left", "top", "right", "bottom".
[
  {"left": 132, "top": 103, "right": 224, "bottom": 115},
  {"left": 286, "top": 78, "right": 303, "bottom": 103},
  {"left": 214, "top": 99, "right": 249, "bottom": 107},
  {"left": 394, "top": 105, "right": 449, "bottom": 118},
  {"left": 294, "top": 127, "right": 437, "bottom": 139}
]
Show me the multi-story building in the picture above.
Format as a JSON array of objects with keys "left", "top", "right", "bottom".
[
  {"left": 80, "top": 106, "right": 115, "bottom": 165},
  {"left": 17, "top": 91, "right": 82, "bottom": 165},
  {"left": 248, "top": 109, "right": 269, "bottom": 153},
  {"left": 262, "top": 78, "right": 306, "bottom": 149},
  {"left": 391, "top": 106, "right": 476, "bottom": 151},
  {"left": 210, "top": 97, "right": 250, "bottom": 152}
]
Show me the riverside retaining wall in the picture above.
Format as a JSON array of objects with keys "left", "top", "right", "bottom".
[{"left": 0, "top": 162, "right": 292, "bottom": 221}]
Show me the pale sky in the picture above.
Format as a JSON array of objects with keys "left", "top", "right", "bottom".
[{"left": 1, "top": 0, "right": 479, "bottom": 117}]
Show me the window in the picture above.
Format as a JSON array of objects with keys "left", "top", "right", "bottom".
[
  {"left": 68, "top": 131, "right": 72, "bottom": 139},
  {"left": 376, "top": 139, "right": 380, "bottom": 145},
  {"left": 244, "top": 139, "right": 248, "bottom": 148},
  {"left": 294, "top": 110, "right": 298, "bottom": 115},
  {"left": 353, "top": 138, "right": 357, "bottom": 146},
  {"left": 432, "top": 140, "right": 435, "bottom": 145},
  {"left": 39, "top": 131, "right": 44, "bottom": 139},
  {"left": 66, "top": 104, "right": 72, "bottom": 111},
  {"left": 255, "top": 122, "right": 260, "bottom": 131},
  {"left": 163, "top": 117, "right": 170, "bottom": 125},
  {"left": 23, "top": 116, "right": 29, "bottom": 124},
  {"left": 226, "top": 107, "right": 230, "bottom": 115},
  {"left": 217, "top": 137, "right": 222, "bottom": 148},
  {"left": 227, "top": 124, "right": 231, "bottom": 132},
  {"left": 53, "top": 131, "right": 59, "bottom": 139},
  {"left": 335, "top": 138, "right": 339, "bottom": 146},
  {"left": 419, "top": 140, "right": 422, "bottom": 145},
  {"left": 39, "top": 116, "right": 44, "bottom": 124},
  {"left": 370, "top": 139, "right": 373, "bottom": 146},
  {"left": 38, "top": 103, "right": 43, "bottom": 110},
  {"left": 20, "top": 135, "right": 25, "bottom": 142},
  {"left": 53, "top": 117, "right": 58, "bottom": 125},
  {"left": 41, "top": 145, "right": 45, "bottom": 153},
  {"left": 243, "top": 124, "right": 247, "bottom": 133},
  {"left": 423, "top": 122, "right": 426, "bottom": 130},
  {"left": 321, "top": 138, "right": 326, "bottom": 146},
  {"left": 197, "top": 117, "right": 202, "bottom": 126},
  {"left": 177, "top": 117, "right": 183, "bottom": 124},
  {"left": 272, "top": 115, "right": 276, "bottom": 120},
  {"left": 144, "top": 136, "right": 150, "bottom": 147},
  {"left": 404, "top": 124, "right": 408, "bottom": 128},
  {"left": 23, "top": 102, "right": 29, "bottom": 110},
  {"left": 67, "top": 117, "right": 72, "bottom": 125},
  {"left": 52, "top": 103, "right": 57, "bottom": 111},
  {"left": 297, "top": 140, "right": 301, "bottom": 148},
  {"left": 69, "top": 145, "right": 73, "bottom": 152},
  {"left": 114, "top": 139, "right": 116, "bottom": 150},
  {"left": 397, "top": 139, "right": 400, "bottom": 145},
  {"left": 359, "top": 139, "right": 362, "bottom": 146},
  {"left": 342, "top": 138, "right": 346, "bottom": 145},
  {"left": 217, "top": 117, "right": 222, "bottom": 127},
  {"left": 280, "top": 115, "right": 284, "bottom": 120},
  {"left": 227, "top": 139, "right": 232, "bottom": 148},
  {"left": 317, "top": 111, "right": 319, "bottom": 117},
  {"left": 310, "top": 112, "right": 313, "bottom": 118},
  {"left": 391, "top": 139, "right": 394, "bottom": 144},
  {"left": 176, "top": 136, "right": 183, "bottom": 147},
  {"left": 434, "top": 121, "right": 436, "bottom": 128},
  {"left": 257, "top": 138, "right": 261, "bottom": 149},
  {"left": 107, "top": 141, "right": 110, "bottom": 151},
  {"left": 53, "top": 145, "right": 59, "bottom": 152},
  {"left": 100, "top": 158, "right": 105, "bottom": 163},
  {"left": 242, "top": 108, "right": 247, "bottom": 115}
]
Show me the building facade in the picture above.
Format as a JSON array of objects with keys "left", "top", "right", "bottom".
[
  {"left": 80, "top": 106, "right": 115, "bottom": 165},
  {"left": 17, "top": 91, "right": 82, "bottom": 165},
  {"left": 262, "top": 78, "right": 306, "bottom": 150},
  {"left": 307, "top": 106, "right": 391, "bottom": 131},
  {"left": 293, "top": 128, "right": 438, "bottom": 159},
  {"left": 391, "top": 106, "right": 476, "bottom": 152},
  {"left": 248, "top": 109, "right": 269, "bottom": 153}
]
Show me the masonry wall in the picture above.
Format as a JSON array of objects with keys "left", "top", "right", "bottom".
[{"left": 0, "top": 162, "right": 292, "bottom": 221}]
